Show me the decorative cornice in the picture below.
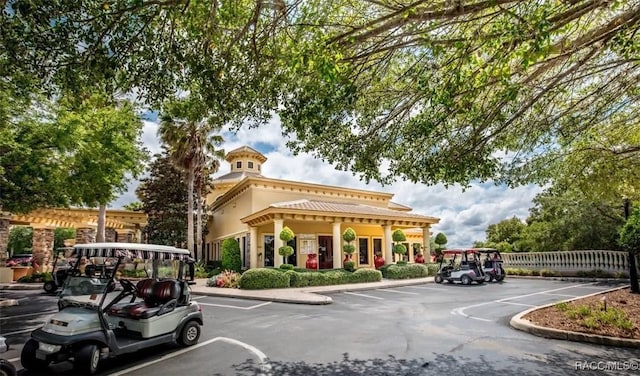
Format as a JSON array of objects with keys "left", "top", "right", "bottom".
[{"left": 212, "top": 176, "right": 394, "bottom": 211}]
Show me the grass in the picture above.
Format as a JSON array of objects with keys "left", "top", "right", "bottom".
[{"left": 555, "top": 301, "right": 634, "bottom": 332}]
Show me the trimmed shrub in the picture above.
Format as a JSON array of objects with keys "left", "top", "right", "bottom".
[
  {"left": 239, "top": 268, "right": 290, "bottom": 289},
  {"left": 425, "top": 263, "right": 438, "bottom": 276},
  {"left": 540, "top": 269, "right": 557, "bottom": 277},
  {"left": 343, "top": 244, "right": 356, "bottom": 254},
  {"left": 344, "top": 260, "right": 355, "bottom": 272},
  {"left": 342, "top": 227, "right": 356, "bottom": 243},
  {"left": 381, "top": 263, "right": 429, "bottom": 279},
  {"left": 221, "top": 238, "right": 242, "bottom": 272},
  {"left": 352, "top": 268, "right": 382, "bottom": 283},
  {"left": 287, "top": 268, "right": 382, "bottom": 287},
  {"left": 279, "top": 264, "right": 295, "bottom": 270},
  {"left": 392, "top": 229, "right": 406, "bottom": 242}
]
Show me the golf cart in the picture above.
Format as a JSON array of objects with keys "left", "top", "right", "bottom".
[
  {"left": 476, "top": 248, "right": 506, "bottom": 282},
  {"left": 0, "top": 336, "right": 16, "bottom": 376},
  {"left": 43, "top": 248, "right": 73, "bottom": 294},
  {"left": 21, "top": 243, "right": 202, "bottom": 375},
  {"left": 434, "top": 249, "right": 485, "bottom": 285}
]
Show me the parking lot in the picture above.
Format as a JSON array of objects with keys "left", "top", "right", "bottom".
[{"left": 2, "top": 278, "right": 638, "bottom": 375}]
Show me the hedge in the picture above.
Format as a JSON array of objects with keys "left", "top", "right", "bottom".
[
  {"left": 381, "top": 263, "right": 430, "bottom": 279},
  {"left": 239, "top": 268, "right": 383, "bottom": 289},
  {"left": 239, "top": 268, "right": 290, "bottom": 289}
]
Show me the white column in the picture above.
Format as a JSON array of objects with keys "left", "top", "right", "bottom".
[
  {"left": 383, "top": 225, "right": 393, "bottom": 265},
  {"left": 422, "top": 226, "right": 431, "bottom": 262},
  {"left": 274, "top": 219, "right": 284, "bottom": 268},
  {"left": 332, "top": 222, "right": 342, "bottom": 269},
  {"left": 249, "top": 226, "right": 258, "bottom": 269}
]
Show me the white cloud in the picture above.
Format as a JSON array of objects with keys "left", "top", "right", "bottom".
[{"left": 111, "top": 117, "right": 542, "bottom": 247}]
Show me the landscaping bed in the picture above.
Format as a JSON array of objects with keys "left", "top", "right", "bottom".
[{"left": 523, "top": 287, "right": 640, "bottom": 339}]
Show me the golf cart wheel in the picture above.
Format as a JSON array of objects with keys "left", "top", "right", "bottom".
[
  {"left": 461, "top": 275, "right": 472, "bottom": 285},
  {"left": 43, "top": 281, "right": 57, "bottom": 294},
  {"left": 434, "top": 274, "right": 443, "bottom": 284},
  {"left": 497, "top": 274, "right": 505, "bottom": 282},
  {"left": 20, "top": 339, "right": 50, "bottom": 372},
  {"left": 477, "top": 279, "right": 484, "bottom": 284},
  {"left": 484, "top": 273, "right": 493, "bottom": 282},
  {"left": 178, "top": 321, "right": 201, "bottom": 346},
  {"left": 0, "top": 359, "right": 16, "bottom": 376},
  {"left": 74, "top": 343, "right": 101, "bottom": 375}
]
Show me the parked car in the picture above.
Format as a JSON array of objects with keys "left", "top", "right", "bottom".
[
  {"left": 21, "top": 243, "right": 202, "bottom": 375},
  {"left": 434, "top": 249, "right": 485, "bottom": 285}
]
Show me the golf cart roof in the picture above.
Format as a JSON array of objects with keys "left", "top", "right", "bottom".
[
  {"left": 469, "top": 248, "right": 499, "bottom": 254},
  {"left": 71, "top": 243, "right": 191, "bottom": 260},
  {"left": 442, "top": 249, "right": 480, "bottom": 255}
]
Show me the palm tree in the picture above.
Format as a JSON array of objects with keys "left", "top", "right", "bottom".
[
  {"left": 194, "top": 146, "right": 224, "bottom": 260},
  {"left": 158, "top": 99, "right": 224, "bottom": 258}
]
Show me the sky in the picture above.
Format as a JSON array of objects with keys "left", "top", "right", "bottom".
[{"left": 112, "top": 116, "right": 542, "bottom": 248}]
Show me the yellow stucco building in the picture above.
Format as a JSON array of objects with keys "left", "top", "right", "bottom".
[{"left": 204, "top": 146, "right": 440, "bottom": 270}]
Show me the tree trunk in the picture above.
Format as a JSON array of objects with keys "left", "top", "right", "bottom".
[
  {"left": 630, "top": 251, "right": 639, "bottom": 294},
  {"left": 187, "top": 168, "right": 195, "bottom": 257},
  {"left": 97, "top": 204, "right": 106, "bottom": 242},
  {"left": 196, "top": 186, "right": 203, "bottom": 262}
]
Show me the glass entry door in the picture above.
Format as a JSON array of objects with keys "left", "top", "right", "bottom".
[{"left": 318, "top": 236, "right": 333, "bottom": 269}]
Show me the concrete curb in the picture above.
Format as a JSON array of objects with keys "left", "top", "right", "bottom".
[
  {"left": 0, "top": 283, "right": 43, "bottom": 290},
  {"left": 510, "top": 285, "right": 640, "bottom": 348}
]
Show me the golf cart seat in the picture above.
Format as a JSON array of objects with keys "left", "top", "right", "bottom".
[
  {"left": 128, "top": 279, "right": 181, "bottom": 319},
  {"left": 108, "top": 278, "right": 156, "bottom": 317}
]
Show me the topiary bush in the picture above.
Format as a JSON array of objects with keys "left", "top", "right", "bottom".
[
  {"left": 278, "top": 226, "right": 295, "bottom": 264},
  {"left": 342, "top": 227, "right": 357, "bottom": 260},
  {"left": 221, "top": 238, "right": 242, "bottom": 272},
  {"left": 344, "top": 260, "right": 355, "bottom": 272},
  {"left": 239, "top": 268, "right": 290, "bottom": 289},
  {"left": 392, "top": 229, "right": 407, "bottom": 262},
  {"left": 279, "top": 264, "right": 295, "bottom": 270}
]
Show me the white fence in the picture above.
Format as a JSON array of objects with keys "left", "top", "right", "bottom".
[{"left": 501, "top": 250, "right": 630, "bottom": 274}]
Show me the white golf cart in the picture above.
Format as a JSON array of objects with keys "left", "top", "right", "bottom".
[
  {"left": 21, "top": 243, "right": 202, "bottom": 375},
  {"left": 434, "top": 249, "right": 486, "bottom": 285}
]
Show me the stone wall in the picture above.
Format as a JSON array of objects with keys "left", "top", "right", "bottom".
[
  {"left": 76, "top": 227, "right": 96, "bottom": 244},
  {"left": 32, "top": 228, "right": 54, "bottom": 272},
  {"left": 105, "top": 228, "right": 117, "bottom": 243}
]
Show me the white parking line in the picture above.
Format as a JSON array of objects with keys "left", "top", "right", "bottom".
[
  {"left": 542, "top": 293, "right": 577, "bottom": 297},
  {"left": 109, "top": 336, "right": 271, "bottom": 376},
  {"left": 2, "top": 326, "right": 45, "bottom": 336},
  {"left": 451, "top": 283, "right": 598, "bottom": 321},
  {"left": 376, "top": 289, "right": 419, "bottom": 295},
  {"left": 197, "top": 301, "right": 272, "bottom": 310},
  {"left": 495, "top": 283, "right": 597, "bottom": 302},
  {"left": 498, "top": 301, "right": 536, "bottom": 307},
  {"left": 404, "top": 286, "right": 443, "bottom": 292},
  {"left": 343, "top": 291, "right": 384, "bottom": 300}
]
